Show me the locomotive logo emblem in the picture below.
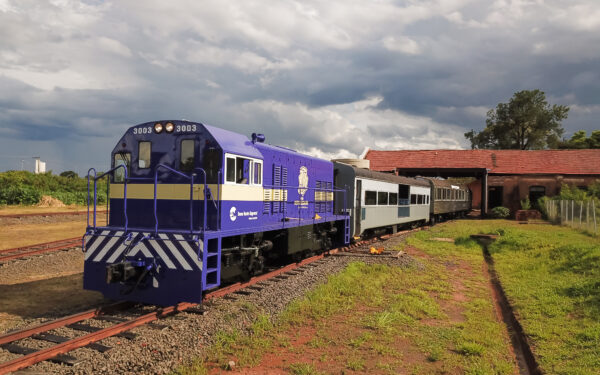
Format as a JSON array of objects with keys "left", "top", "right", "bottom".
[
  {"left": 298, "top": 166, "right": 308, "bottom": 200},
  {"left": 230, "top": 206, "right": 237, "bottom": 221}
]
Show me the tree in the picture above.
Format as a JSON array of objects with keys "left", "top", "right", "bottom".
[
  {"left": 558, "top": 130, "right": 600, "bottom": 149},
  {"left": 60, "top": 171, "right": 78, "bottom": 178},
  {"left": 465, "top": 90, "right": 569, "bottom": 149}
]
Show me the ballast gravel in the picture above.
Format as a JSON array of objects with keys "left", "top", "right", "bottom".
[{"left": 5, "top": 236, "right": 419, "bottom": 375}]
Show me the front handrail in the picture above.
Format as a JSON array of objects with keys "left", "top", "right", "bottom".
[
  {"left": 87, "top": 165, "right": 129, "bottom": 232},
  {"left": 153, "top": 164, "right": 208, "bottom": 234}
]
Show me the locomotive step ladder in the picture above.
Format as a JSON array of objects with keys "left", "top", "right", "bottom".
[
  {"left": 202, "top": 235, "right": 221, "bottom": 290},
  {"left": 344, "top": 216, "right": 351, "bottom": 244}
]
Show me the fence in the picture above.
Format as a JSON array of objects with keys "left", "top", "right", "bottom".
[{"left": 544, "top": 199, "right": 598, "bottom": 235}]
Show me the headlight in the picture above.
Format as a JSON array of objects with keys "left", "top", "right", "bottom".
[
  {"left": 154, "top": 123, "right": 163, "bottom": 133},
  {"left": 165, "top": 122, "right": 175, "bottom": 133}
]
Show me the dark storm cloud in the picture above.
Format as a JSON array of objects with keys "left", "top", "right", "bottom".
[{"left": 1, "top": 0, "right": 599, "bottom": 174}]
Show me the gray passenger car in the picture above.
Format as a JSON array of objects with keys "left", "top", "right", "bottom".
[{"left": 334, "top": 162, "right": 431, "bottom": 238}]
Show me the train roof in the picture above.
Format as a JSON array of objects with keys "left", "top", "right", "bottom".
[
  {"left": 335, "top": 162, "right": 429, "bottom": 187},
  {"left": 420, "top": 177, "right": 469, "bottom": 189},
  {"left": 203, "top": 124, "right": 263, "bottom": 159}
]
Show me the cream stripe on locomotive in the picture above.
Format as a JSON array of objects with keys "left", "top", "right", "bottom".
[{"left": 109, "top": 184, "right": 334, "bottom": 202}]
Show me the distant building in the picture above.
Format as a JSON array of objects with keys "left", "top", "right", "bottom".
[
  {"left": 33, "top": 157, "right": 46, "bottom": 174},
  {"left": 363, "top": 149, "right": 600, "bottom": 216}
]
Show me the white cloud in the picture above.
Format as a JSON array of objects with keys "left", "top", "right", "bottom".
[{"left": 0, "top": 0, "right": 599, "bottom": 174}]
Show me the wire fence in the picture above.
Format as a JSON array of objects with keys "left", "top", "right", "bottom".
[{"left": 544, "top": 199, "right": 598, "bottom": 235}]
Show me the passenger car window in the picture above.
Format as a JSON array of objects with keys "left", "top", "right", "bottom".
[
  {"left": 113, "top": 153, "right": 131, "bottom": 183},
  {"left": 389, "top": 193, "right": 398, "bottom": 205},
  {"left": 377, "top": 192, "right": 388, "bottom": 205},
  {"left": 138, "top": 141, "right": 151, "bottom": 169},
  {"left": 365, "top": 191, "right": 377, "bottom": 205},
  {"left": 411, "top": 194, "right": 417, "bottom": 204},
  {"left": 180, "top": 140, "right": 195, "bottom": 172}
]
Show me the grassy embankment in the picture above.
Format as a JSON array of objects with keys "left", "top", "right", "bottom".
[
  {"left": 408, "top": 220, "right": 600, "bottom": 375},
  {"left": 0, "top": 170, "right": 107, "bottom": 206},
  {"left": 176, "top": 224, "right": 518, "bottom": 374}
]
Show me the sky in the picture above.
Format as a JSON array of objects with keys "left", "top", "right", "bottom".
[{"left": 1, "top": 0, "right": 599, "bottom": 175}]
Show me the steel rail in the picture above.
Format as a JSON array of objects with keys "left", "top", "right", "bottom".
[
  {"left": 0, "top": 302, "right": 131, "bottom": 347},
  {"left": 0, "top": 236, "right": 402, "bottom": 373},
  {"left": 0, "top": 238, "right": 81, "bottom": 262},
  {"left": 0, "top": 211, "right": 107, "bottom": 219},
  {"left": 0, "top": 237, "right": 81, "bottom": 255}
]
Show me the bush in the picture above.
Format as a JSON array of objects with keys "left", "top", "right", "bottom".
[
  {"left": 491, "top": 206, "right": 510, "bottom": 219},
  {"left": 520, "top": 197, "right": 531, "bottom": 210},
  {"left": 0, "top": 185, "right": 42, "bottom": 205},
  {"left": 0, "top": 171, "right": 107, "bottom": 206}
]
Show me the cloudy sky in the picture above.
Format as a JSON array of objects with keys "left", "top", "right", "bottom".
[{"left": 1, "top": 0, "right": 599, "bottom": 174}]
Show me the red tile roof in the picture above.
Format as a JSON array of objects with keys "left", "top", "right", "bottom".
[{"left": 364, "top": 149, "right": 600, "bottom": 175}]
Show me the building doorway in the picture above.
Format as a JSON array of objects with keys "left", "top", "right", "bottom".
[
  {"left": 488, "top": 186, "right": 503, "bottom": 209},
  {"left": 529, "top": 186, "right": 546, "bottom": 209}
]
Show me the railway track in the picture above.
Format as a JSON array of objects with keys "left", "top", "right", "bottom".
[
  {"left": 0, "top": 228, "right": 419, "bottom": 374},
  {"left": 0, "top": 237, "right": 81, "bottom": 263},
  {"left": 0, "top": 211, "right": 106, "bottom": 219},
  {"left": 0, "top": 253, "right": 331, "bottom": 374}
]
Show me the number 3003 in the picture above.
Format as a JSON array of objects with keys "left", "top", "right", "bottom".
[
  {"left": 177, "top": 124, "right": 197, "bottom": 132},
  {"left": 133, "top": 127, "right": 152, "bottom": 134}
]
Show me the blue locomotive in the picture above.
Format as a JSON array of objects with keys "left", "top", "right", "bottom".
[
  {"left": 84, "top": 121, "right": 350, "bottom": 305},
  {"left": 84, "top": 120, "right": 470, "bottom": 306}
]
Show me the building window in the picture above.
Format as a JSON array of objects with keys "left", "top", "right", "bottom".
[{"left": 138, "top": 141, "right": 151, "bottom": 169}]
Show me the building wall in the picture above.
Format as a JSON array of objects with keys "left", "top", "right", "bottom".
[{"left": 480, "top": 175, "right": 599, "bottom": 215}]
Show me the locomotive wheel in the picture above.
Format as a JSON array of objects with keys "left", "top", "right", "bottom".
[{"left": 250, "top": 255, "right": 265, "bottom": 276}]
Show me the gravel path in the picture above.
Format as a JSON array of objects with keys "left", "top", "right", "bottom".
[
  {"left": 0, "top": 247, "right": 106, "bottom": 336},
  {"left": 2, "top": 235, "right": 418, "bottom": 375}
]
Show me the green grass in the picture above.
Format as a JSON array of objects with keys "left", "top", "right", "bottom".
[
  {"left": 408, "top": 219, "right": 600, "bottom": 375},
  {"left": 176, "top": 221, "right": 522, "bottom": 374}
]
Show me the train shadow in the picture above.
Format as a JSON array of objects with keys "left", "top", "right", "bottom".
[{"left": 0, "top": 273, "right": 107, "bottom": 319}]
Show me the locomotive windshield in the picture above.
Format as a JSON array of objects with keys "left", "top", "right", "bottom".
[{"left": 113, "top": 152, "right": 130, "bottom": 182}]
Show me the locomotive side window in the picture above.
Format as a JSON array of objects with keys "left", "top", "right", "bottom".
[
  {"left": 138, "top": 142, "right": 151, "bottom": 169},
  {"left": 113, "top": 152, "right": 131, "bottom": 183},
  {"left": 180, "top": 140, "right": 195, "bottom": 172},
  {"left": 236, "top": 157, "right": 250, "bottom": 184},
  {"left": 365, "top": 191, "right": 376, "bottom": 205},
  {"left": 226, "top": 157, "right": 236, "bottom": 182},
  {"left": 203, "top": 148, "right": 221, "bottom": 184},
  {"left": 389, "top": 193, "right": 398, "bottom": 205},
  {"left": 253, "top": 162, "right": 262, "bottom": 184},
  {"left": 377, "top": 192, "right": 388, "bottom": 205}
]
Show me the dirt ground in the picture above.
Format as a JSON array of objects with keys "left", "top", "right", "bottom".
[{"left": 0, "top": 212, "right": 107, "bottom": 250}]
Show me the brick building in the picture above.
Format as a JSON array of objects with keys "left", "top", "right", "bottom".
[{"left": 363, "top": 149, "right": 600, "bottom": 216}]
